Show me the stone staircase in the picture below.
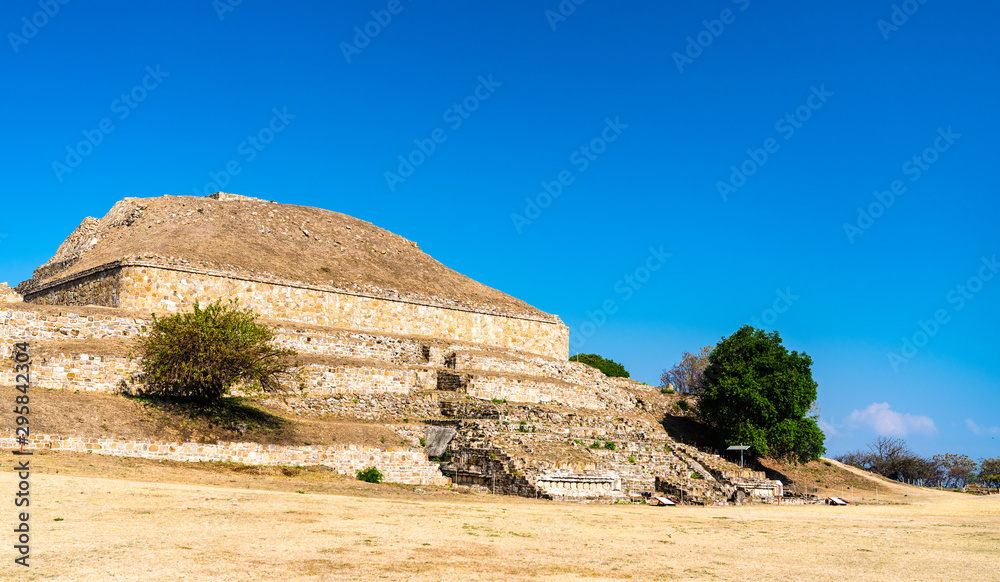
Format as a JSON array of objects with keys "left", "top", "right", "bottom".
[
  {"left": 429, "top": 398, "right": 782, "bottom": 504},
  {"left": 2, "top": 302, "right": 782, "bottom": 503}
]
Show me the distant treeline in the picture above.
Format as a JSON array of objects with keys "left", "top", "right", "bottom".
[{"left": 837, "top": 436, "right": 1000, "bottom": 488}]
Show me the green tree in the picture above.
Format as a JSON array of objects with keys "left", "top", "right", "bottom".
[
  {"left": 660, "top": 346, "right": 712, "bottom": 394},
  {"left": 839, "top": 437, "right": 941, "bottom": 484},
  {"left": 979, "top": 457, "right": 1000, "bottom": 488},
  {"left": 134, "top": 300, "right": 296, "bottom": 407},
  {"left": 569, "top": 353, "right": 629, "bottom": 378},
  {"left": 696, "top": 325, "right": 825, "bottom": 463},
  {"left": 933, "top": 453, "right": 978, "bottom": 488}
]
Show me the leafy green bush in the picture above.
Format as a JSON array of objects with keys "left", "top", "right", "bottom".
[
  {"left": 697, "top": 325, "right": 825, "bottom": 464},
  {"left": 603, "top": 442, "right": 617, "bottom": 451},
  {"left": 979, "top": 458, "right": 1000, "bottom": 489},
  {"left": 134, "top": 300, "right": 295, "bottom": 407},
  {"left": 569, "top": 354, "right": 629, "bottom": 378},
  {"left": 356, "top": 466, "right": 384, "bottom": 483},
  {"left": 676, "top": 399, "right": 689, "bottom": 411}
]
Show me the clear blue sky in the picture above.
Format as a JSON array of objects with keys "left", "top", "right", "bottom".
[{"left": 2, "top": 1, "right": 997, "bottom": 460}]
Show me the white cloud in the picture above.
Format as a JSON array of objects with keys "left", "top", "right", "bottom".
[
  {"left": 845, "top": 402, "right": 937, "bottom": 436},
  {"left": 818, "top": 418, "right": 841, "bottom": 437},
  {"left": 965, "top": 418, "right": 1000, "bottom": 437}
]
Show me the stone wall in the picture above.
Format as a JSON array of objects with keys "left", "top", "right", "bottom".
[
  {"left": 535, "top": 473, "right": 623, "bottom": 501},
  {"left": 466, "top": 373, "right": 605, "bottom": 410},
  {"left": 23, "top": 263, "right": 569, "bottom": 360},
  {"left": 0, "top": 306, "right": 145, "bottom": 358},
  {"left": 0, "top": 351, "right": 433, "bottom": 397},
  {"left": 271, "top": 328, "right": 467, "bottom": 375},
  {"left": 452, "top": 348, "right": 637, "bottom": 390},
  {"left": 451, "top": 350, "right": 639, "bottom": 410},
  {"left": 296, "top": 362, "right": 435, "bottom": 396},
  {"left": 1, "top": 431, "right": 450, "bottom": 486},
  {"left": 23, "top": 264, "right": 125, "bottom": 307},
  {"left": 0, "top": 304, "right": 634, "bottom": 413},
  {"left": 272, "top": 328, "right": 434, "bottom": 365},
  {"left": 0, "top": 353, "right": 137, "bottom": 392},
  {"left": 0, "top": 283, "right": 22, "bottom": 303}
]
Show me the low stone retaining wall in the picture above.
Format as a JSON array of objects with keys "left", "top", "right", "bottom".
[
  {"left": 467, "top": 374, "right": 605, "bottom": 410},
  {"left": 453, "top": 350, "right": 541, "bottom": 377},
  {"left": 0, "top": 353, "right": 137, "bottom": 392},
  {"left": 22, "top": 262, "right": 570, "bottom": 360},
  {"left": 0, "top": 431, "right": 450, "bottom": 487},
  {"left": 0, "top": 305, "right": 636, "bottom": 412},
  {"left": 297, "top": 363, "right": 432, "bottom": 396},
  {"left": 0, "top": 306, "right": 145, "bottom": 358},
  {"left": 535, "top": 473, "right": 623, "bottom": 500},
  {"left": 267, "top": 392, "right": 444, "bottom": 421},
  {"left": 1, "top": 352, "right": 433, "bottom": 397},
  {"left": 272, "top": 328, "right": 439, "bottom": 366},
  {"left": 452, "top": 350, "right": 638, "bottom": 410}
]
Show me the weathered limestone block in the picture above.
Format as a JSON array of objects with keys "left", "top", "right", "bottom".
[
  {"left": 294, "top": 363, "right": 418, "bottom": 396},
  {"left": 0, "top": 283, "right": 22, "bottom": 303},
  {"left": 1, "top": 431, "right": 451, "bottom": 487},
  {"left": 22, "top": 264, "right": 570, "bottom": 360},
  {"left": 424, "top": 426, "right": 457, "bottom": 458}
]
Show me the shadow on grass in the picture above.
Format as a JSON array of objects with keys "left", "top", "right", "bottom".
[
  {"left": 749, "top": 458, "right": 795, "bottom": 486},
  {"left": 660, "top": 414, "right": 720, "bottom": 453},
  {"left": 660, "top": 414, "right": 800, "bottom": 484},
  {"left": 122, "top": 393, "right": 289, "bottom": 436}
]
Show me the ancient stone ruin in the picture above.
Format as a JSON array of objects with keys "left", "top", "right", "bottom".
[{"left": 2, "top": 193, "right": 782, "bottom": 503}]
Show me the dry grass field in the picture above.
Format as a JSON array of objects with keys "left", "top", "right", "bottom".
[{"left": 3, "top": 450, "right": 998, "bottom": 581}]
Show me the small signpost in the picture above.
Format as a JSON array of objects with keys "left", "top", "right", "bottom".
[{"left": 727, "top": 445, "right": 750, "bottom": 468}]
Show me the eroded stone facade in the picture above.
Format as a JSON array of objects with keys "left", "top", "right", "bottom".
[
  {"left": 23, "top": 263, "right": 569, "bottom": 360},
  {"left": 0, "top": 431, "right": 449, "bottom": 486},
  {"left": 2, "top": 196, "right": 790, "bottom": 503}
]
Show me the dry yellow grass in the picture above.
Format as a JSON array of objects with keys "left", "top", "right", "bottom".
[{"left": 3, "top": 450, "right": 998, "bottom": 581}]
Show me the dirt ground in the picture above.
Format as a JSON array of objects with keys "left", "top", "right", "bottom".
[
  {"left": 758, "top": 457, "right": 924, "bottom": 504},
  {"left": 2, "top": 450, "right": 997, "bottom": 581},
  {"left": 25, "top": 194, "right": 544, "bottom": 318},
  {"left": 0, "top": 386, "right": 410, "bottom": 448}
]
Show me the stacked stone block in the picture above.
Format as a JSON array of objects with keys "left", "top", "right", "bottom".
[
  {"left": 0, "top": 431, "right": 450, "bottom": 487},
  {"left": 0, "top": 287, "right": 783, "bottom": 503},
  {"left": 0, "top": 305, "right": 144, "bottom": 358},
  {"left": 21, "top": 262, "right": 569, "bottom": 360}
]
